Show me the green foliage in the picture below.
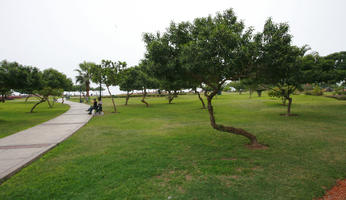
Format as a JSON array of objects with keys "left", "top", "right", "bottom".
[
  {"left": 181, "top": 9, "right": 254, "bottom": 91},
  {"left": 118, "top": 67, "right": 142, "bottom": 92},
  {"left": 75, "top": 61, "right": 95, "bottom": 97},
  {"left": 143, "top": 22, "right": 192, "bottom": 93}
]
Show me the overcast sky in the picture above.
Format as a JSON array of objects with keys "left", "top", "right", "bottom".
[{"left": 1, "top": 0, "right": 345, "bottom": 93}]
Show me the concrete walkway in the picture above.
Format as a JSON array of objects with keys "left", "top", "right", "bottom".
[{"left": 0, "top": 100, "right": 92, "bottom": 183}]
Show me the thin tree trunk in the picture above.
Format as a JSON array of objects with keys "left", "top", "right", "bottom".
[
  {"left": 46, "top": 97, "right": 53, "bottom": 108},
  {"left": 61, "top": 97, "right": 64, "bottom": 104},
  {"left": 106, "top": 85, "right": 117, "bottom": 113},
  {"left": 282, "top": 97, "right": 286, "bottom": 106},
  {"left": 206, "top": 90, "right": 260, "bottom": 146},
  {"left": 249, "top": 89, "right": 253, "bottom": 98},
  {"left": 31, "top": 99, "right": 45, "bottom": 113},
  {"left": 287, "top": 97, "right": 292, "bottom": 115},
  {"left": 168, "top": 91, "right": 174, "bottom": 104},
  {"left": 195, "top": 89, "right": 206, "bottom": 109},
  {"left": 125, "top": 91, "right": 131, "bottom": 106},
  {"left": 1, "top": 94, "right": 4, "bottom": 103},
  {"left": 141, "top": 88, "right": 149, "bottom": 107},
  {"left": 25, "top": 95, "right": 31, "bottom": 102}
]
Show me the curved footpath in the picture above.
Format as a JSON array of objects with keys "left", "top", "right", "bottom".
[{"left": 0, "top": 100, "right": 92, "bottom": 184}]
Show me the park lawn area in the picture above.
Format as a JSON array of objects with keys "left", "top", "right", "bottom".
[
  {"left": 0, "top": 99, "right": 69, "bottom": 138},
  {"left": 0, "top": 93, "right": 345, "bottom": 199}
]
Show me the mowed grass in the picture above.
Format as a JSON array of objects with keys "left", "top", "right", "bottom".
[
  {"left": 0, "top": 93, "right": 345, "bottom": 199},
  {"left": 0, "top": 99, "right": 69, "bottom": 138}
]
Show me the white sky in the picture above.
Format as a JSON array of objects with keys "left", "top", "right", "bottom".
[{"left": 1, "top": 0, "right": 345, "bottom": 94}]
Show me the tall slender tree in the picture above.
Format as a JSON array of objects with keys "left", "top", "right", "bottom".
[
  {"left": 75, "top": 61, "right": 95, "bottom": 102},
  {"left": 91, "top": 60, "right": 126, "bottom": 113}
]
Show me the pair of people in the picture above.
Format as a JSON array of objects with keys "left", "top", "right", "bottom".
[{"left": 87, "top": 98, "right": 102, "bottom": 115}]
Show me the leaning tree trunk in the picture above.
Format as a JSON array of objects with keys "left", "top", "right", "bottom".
[
  {"left": 125, "top": 91, "right": 131, "bottom": 106},
  {"left": 30, "top": 98, "right": 46, "bottom": 113},
  {"left": 206, "top": 92, "right": 260, "bottom": 146},
  {"left": 195, "top": 89, "right": 206, "bottom": 109},
  {"left": 168, "top": 91, "right": 174, "bottom": 104},
  {"left": 46, "top": 97, "right": 53, "bottom": 108},
  {"left": 25, "top": 95, "right": 31, "bottom": 102},
  {"left": 141, "top": 88, "right": 149, "bottom": 107},
  {"left": 106, "top": 85, "right": 117, "bottom": 113}
]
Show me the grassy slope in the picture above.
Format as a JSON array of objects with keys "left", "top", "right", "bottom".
[
  {"left": 0, "top": 100, "right": 69, "bottom": 138},
  {"left": 0, "top": 93, "right": 345, "bottom": 199}
]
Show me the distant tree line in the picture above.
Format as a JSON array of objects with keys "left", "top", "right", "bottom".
[{"left": 0, "top": 60, "right": 73, "bottom": 112}]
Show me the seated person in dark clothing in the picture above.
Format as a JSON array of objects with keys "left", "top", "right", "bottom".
[
  {"left": 87, "top": 99, "right": 98, "bottom": 114},
  {"left": 96, "top": 97, "right": 103, "bottom": 113}
]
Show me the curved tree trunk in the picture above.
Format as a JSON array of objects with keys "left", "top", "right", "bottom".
[
  {"left": 46, "top": 97, "right": 53, "bottom": 108},
  {"left": 106, "top": 85, "right": 117, "bottom": 113},
  {"left": 195, "top": 89, "right": 206, "bottom": 109},
  {"left": 125, "top": 91, "right": 131, "bottom": 106},
  {"left": 141, "top": 88, "right": 149, "bottom": 107},
  {"left": 31, "top": 99, "right": 45, "bottom": 113},
  {"left": 206, "top": 91, "right": 260, "bottom": 146},
  {"left": 25, "top": 95, "right": 31, "bottom": 102}
]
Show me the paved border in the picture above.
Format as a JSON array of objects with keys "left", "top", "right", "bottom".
[{"left": 0, "top": 100, "right": 92, "bottom": 184}]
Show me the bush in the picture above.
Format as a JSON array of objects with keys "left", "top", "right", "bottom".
[
  {"left": 305, "top": 86, "right": 323, "bottom": 96},
  {"left": 333, "top": 86, "right": 346, "bottom": 95}
]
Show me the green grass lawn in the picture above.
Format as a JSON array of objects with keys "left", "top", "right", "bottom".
[
  {"left": 0, "top": 99, "right": 69, "bottom": 138},
  {"left": 0, "top": 93, "right": 345, "bottom": 199}
]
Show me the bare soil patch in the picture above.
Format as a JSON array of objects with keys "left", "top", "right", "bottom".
[{"left": 317, "top": 179, "right": 346, "bottom": 200}]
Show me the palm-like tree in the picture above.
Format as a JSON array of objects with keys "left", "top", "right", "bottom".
[{"left": 75, "top": 61, "right": 95, "bottom": 99}]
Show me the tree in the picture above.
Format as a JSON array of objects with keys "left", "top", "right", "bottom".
[
  {"left": 0, "top": 60, "right": 14, "bottom": 102},
  {"left": 75, "top": 61, "right": 95, "bottom": 102},
  {"left": 144, "top": 22, "right": 191, "bottom": 104},
  {"left": 118, "top": 67, "right": 138, "bottom": 105},
  {"left": 257, "top": 18, "right": 309, "bottom": 116},
  {"left": 136, "top": 63, "right": 159, "bottom": 107},
  {"left": 31, "top": 68, "right": 72, "bottom": 112},
  {"left": 324, "top": 51, "right": 346, "bottom": 84},
  {"left": 181, "top": 9, "right": 263, "bottom": 147},
  {"left": 91, "top": 60, "right": 126, "bottom": 113}
]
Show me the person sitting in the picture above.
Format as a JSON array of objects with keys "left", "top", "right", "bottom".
[
  {"left": 96, "top": 97, "right": 103, "bottom": 114},
  {"left": 87, "top": 99, "right": 98, "bottom": 114}
]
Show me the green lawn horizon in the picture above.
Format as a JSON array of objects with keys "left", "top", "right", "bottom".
[{"left": 0, "top": 93, "right": 345, "bottom": 199}]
